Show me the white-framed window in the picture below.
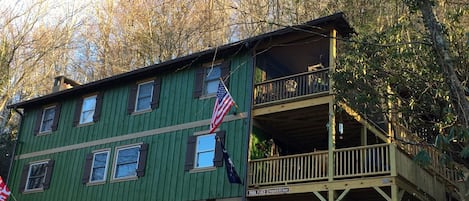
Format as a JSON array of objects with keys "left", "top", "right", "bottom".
[
  {"left": 25, "top": 161, "right": 48, "bottom": 191},
  {"left": 203, "top": 64, "right": 221, "bottom": 96},
  {"left": 79, "top": 95, "right": 97, "bottom": 124},
  {"left": 113, "top": 145, "right": 141, "bottom": 179},
  {"left": 40, "top": 106, "right": 56, "bottom": 133},
  {"left": 90, "top": 150, "right": 110, "bottom": 183},
  {"left": 195, "top": 133, "right": 216, "bottom": 168},
  {"left": 135, "top": 81, "right": 154, "bottom": 112}
]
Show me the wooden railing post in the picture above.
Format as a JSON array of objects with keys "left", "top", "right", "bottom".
[{"left": 389, "top": 143, "right": 397, "bottom": 177}]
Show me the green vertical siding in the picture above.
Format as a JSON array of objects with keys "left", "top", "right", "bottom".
[{"left": 10, "top": 53, "right": 253, "bottom": 201}]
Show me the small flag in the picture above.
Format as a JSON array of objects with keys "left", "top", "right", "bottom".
[
  {"left": 0, "top": 176, "right": 11, "bottom": 201},
  {"left": 209, "top": 80, "right": 234, "bottom": 133},
  {"left": 219, "top": 139, "right": 243, "bottom": 184}
]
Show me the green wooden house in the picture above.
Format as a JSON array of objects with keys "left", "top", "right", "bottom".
[{"left": 7, "top": 13, "right": 465, "bottom": 201}]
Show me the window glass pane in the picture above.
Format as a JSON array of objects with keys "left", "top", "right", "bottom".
[
  {"left": 195, "top": 134, "right": 215, "bottom": 168},
  {"left": 40, "top": 107, "right": 55, "bottom": 132},
  {"left": 115, "top": 147, "right": 139, "bottom": 178},
  {"left": 196, "top": 151, "right": 214, "bottom": 168},
  {"left": 91, "top": 167, "right": 106, "bottom": 182},
  {"left": 204, "top": 66, "right": 221, "bottom": 95},
  {"left": 115, "top": 163, "right": 138, "bottom": 178},
  {"left": 80, "top": 96, "right": 96, "bottom": 124},
  {"left": 205, "top": 80, "right": 219, "bottom": 95},
  {"left": 91, "top": 152, "right": 108, "bottom": 182},
  {"left": 136, "top": 82, "right": 153, "bottom": 111},
  {"left": 27, "top": 162, "right": 47, "bottom": 190},
  {"left": 206, "top": 67, "right": 221, "bottom": 80},
  {"left": 197, "top": 135, "right": 215, "bottom": 151}
]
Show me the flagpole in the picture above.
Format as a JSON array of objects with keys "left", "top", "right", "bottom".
[
  {"left": 219, "top": 78, "right": 241, "bottom": 115},
  {"left": 9, "top": 193, "right": 18, "bottom": 201}
]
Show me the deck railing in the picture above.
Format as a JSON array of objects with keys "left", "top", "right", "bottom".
[
  {"left": 254, "top": 68, "right": 329, "bottom": 105},
  {"left": 398, "top": 141, "right": 463, "bottom": 184},
  {"left": 334, "top": 144, "right": 390, "bottom": 178},
  {"left": 249, "top": 151, "right": 328, "bottom": 186},
  {"left": 248, "top": 144, "right": 390, "bottom": 186}
]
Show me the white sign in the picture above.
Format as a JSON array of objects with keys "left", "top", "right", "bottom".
[{"left": 247, "top": 187, "right": 289, "bottom": 196}]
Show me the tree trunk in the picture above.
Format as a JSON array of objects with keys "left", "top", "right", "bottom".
[{"left": 418, "top": 0, "right": 469, "bottom": 128}]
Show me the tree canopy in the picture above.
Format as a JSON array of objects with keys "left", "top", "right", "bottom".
[{"left": 0, "top": 1, "right": 468, "bottom": 193}]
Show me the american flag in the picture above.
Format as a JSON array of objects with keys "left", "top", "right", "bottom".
[
  {"left": 0, "top": 176, "right": 10, "bottom": 201},
  {"left": 209, "top": 80, "right": 234, "bottom": 133}
]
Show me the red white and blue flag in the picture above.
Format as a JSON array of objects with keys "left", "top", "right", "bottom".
[
  {"left": 209, "top": 80, "right": 234, "bottom": 133},
  {"left": 0, "top": 176, "right": 10, "bottom": 201}
]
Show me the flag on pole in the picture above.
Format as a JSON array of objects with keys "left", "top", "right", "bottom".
[
  {"left": 209, "top": 80, "right": 234, "bottom": 133},
  {"left": 218, "top": 139, "right": 243, "bottom": 184},
  {"left": 0, "top": 176, "right": 11, "bottom": 201}
]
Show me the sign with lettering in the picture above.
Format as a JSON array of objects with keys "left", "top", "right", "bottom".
[{"left": 247, "top": 187, "right": 289, "bottom": 196}]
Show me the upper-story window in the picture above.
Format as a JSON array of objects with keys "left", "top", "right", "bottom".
[
  {"left": 204, "top": 66, "right": 221, "bottom": 96},
  {"left": 127, "top": 78, "right": 161, "bottom": 114},
  {"left": 73, "top": 93, "right": 103, "bottom": 127},
  {"left": 40, "top": 106, "right": 55, "bottom": 133},
  {"left": 193, "top": 61, "right": 230, "bottom": 98},
  {"left": 19, "top": 160, "right": 55, "bottom": 193},
  {"left": 80, "top": 95, "right": 97, "bottom": 124},
  {"left": 184, "top": 131, "right": 225, "bottom": 171},
  {"left": 136, "top": 81, "right": 153, "bottom": 112},
  {"left": 34, "top": 104, "right": 61, "bottom": 135}
]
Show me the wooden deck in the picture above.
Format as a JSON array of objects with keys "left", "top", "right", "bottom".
[
  {"left": 249, "top": 144, "right": 391, "bottom": 187},
  {"left": 247, "top": 144, "right": 463, "bottom": 200},
  {"left": 254, "top": 68, "right": 329, "bottom": 106}
]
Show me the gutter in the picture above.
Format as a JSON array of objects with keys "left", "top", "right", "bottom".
[{"left": 6, "top": 108, "right": 23, "bottom": 185}]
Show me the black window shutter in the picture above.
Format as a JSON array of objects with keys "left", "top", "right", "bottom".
[
  {"left": 51, "top": 103, "right": 61, "bottom": 131},
  {"left": 19, "top": 164, "right": 29, "bottom": 193},
  {"left": 127, "top": 84, "right": 138, "bottom": 114},
  {"left": 150, "top": 78, "right": 161, "bottom": 109},
  {"left": 33, "top": 109, "right": 43, "bottom": 135},
  {"left": 93, "top": 92, "right": 104, "bottom": 122},
  {"left": 184, "top": 135, "right": 197, "bottom": 171},
  {"left": 43, "top": 160, "right": 55, "bottom": 189},
  {"left": 136, "top": 143, "right": 149, "bottom": 177},
  {"left": 193, "top": 68, "right": 205, "bottom": 98},
  {"left": 221, "top": 60, "right": 231, "bottom": 88},
  {"left": 82, "top": 153, "right": 93, "bottom": 184},
  {"left": 73, "top": 98, "right": 84, "bottom": 127},
  {"left": 214, "top": 130, "right": 226, "bottom": 167}
]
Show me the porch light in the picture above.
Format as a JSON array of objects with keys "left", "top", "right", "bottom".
[{"left": 338, "top": 122, "right": 344, "bottom": 139}]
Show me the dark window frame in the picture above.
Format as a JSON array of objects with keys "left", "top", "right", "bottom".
[
  {"left": 127, "top": 78, "right": 161, "bottom": 114},
  {"left": 193, "top": 60, "right": 230, "bottom": 99},
  {"left": 73, "top": 92, "right": 104, "bottom": 127},
  {"left": 185, "top": 130, "right": 225, "bottom": 172},
  {"left": 19, "top": 159, "right": 55, "bottom": 193},
  {"left": 34, "top": 103, "right": 61, "bottom": 135},
  {"left": 110, "top": 143, "right": 149, "bottom": 181}
]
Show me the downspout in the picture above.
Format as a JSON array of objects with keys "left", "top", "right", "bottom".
[
  {"left": 6, "top": 108, "right": 23, "bottom": 184},
  {"left": 242, "top": 41, "right": 259, "bottom": 201}
]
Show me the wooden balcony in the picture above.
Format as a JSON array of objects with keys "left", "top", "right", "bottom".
[
  {"left": 254, "top": 68, "right": 329, "bottom": 106},
  {"left": 247, "top": 144, "right": 463, "bottom": 200},
  {"left": 248, "top": 144, "right": 391, "bottom": 187}
]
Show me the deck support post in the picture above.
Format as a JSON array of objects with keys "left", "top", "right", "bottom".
[
  {"left": 328, "top": 190, "right": 335, "bottom": 201},
  {"left": 391, "top": 184, "right": 399, "bottom": 201},
  {"left": 328, "top": 28, "right": 336, "bottom": 182},
  {"left": 328, "top": 28, "right": 337, "bottom": 201}
]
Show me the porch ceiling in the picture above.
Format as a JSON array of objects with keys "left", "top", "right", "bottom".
[{"left": 253, "top": 104, "right": 363, "bottom": 153}]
